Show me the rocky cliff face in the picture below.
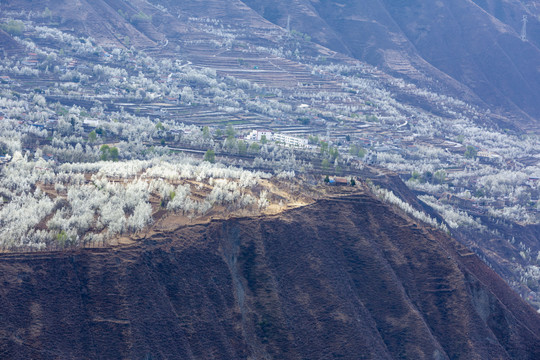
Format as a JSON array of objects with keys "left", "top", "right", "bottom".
[{"left": 1, "top": 194, "right": 539, "bottom": 359}]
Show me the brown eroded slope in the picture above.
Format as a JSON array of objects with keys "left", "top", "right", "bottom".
[{"left": 0, "top": 193, "right": 540, "bottom": 359}]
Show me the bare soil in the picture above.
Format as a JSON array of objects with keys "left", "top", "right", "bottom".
[{"left": 0, "top": 192, "right": 539, "bottom": 359}]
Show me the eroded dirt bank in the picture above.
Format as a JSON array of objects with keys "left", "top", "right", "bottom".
[{"left": 1, "top": 193, "right": 539, "bottom": 359}]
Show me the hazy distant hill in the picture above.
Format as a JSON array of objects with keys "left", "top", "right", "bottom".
[
  {"left": 2, "top": 0, "right": 538, "bottom": 128},
  {"left": 1, "top": 0, "right": 540, "bottom": 128},
  {"left": 243, "top": 0, "right": 540, "bottom": 129}
]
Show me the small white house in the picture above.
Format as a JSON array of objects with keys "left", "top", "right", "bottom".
[{"left": 83, "top": 119, "right": 100, "bottom": 128}]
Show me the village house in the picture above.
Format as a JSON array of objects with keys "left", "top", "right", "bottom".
[
  {"left": 83, "top": 119, "right": 100, "bottom": 129},
  {"left": 273, "top": 133, "right": 308, "bottom": 148},
  {"left": 21, "top": 59, "right": 38, "bottom": 67},
  {"left": 66, "top": 59, "right": 78, "bottom": 69},
  {"left": 0, "top": 76, "right": 13, "bottom": 84},
  {"left": 327, "top": 176, "right": 349, "bottom": 186},
  {"left": 247, "top": 129, "right": 273, "bottom": 141},
  {"left": 46, "top": 118, "right": 58, "bottom": 129},
  {"left": 333, "top": 177, "right": 349, "bottom": 186},
  {"left": 0, "top": 154, "right": 11, "bottom": 165},
  {"left": 477, "top": 151, "right": 502, "bottom": 165}
]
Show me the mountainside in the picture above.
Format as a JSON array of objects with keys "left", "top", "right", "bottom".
[
  {"left": 3, "top": 0, "right": 539, "bottom": 129},
  {"left": 1, "top": 193, "right": 539, "bottom": 359},
  {"left": 242, "top": 0, "right": 540, "bottom": 128},
  {"left": 0, "top": 2, "right": 540, "bottom": 358}
]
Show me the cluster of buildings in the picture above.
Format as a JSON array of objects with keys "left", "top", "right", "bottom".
[{"left": 246, "top": 129, "right": 308, "bottom": 148}]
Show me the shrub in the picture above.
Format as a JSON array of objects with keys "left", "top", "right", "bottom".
[
  {"left": 204, "top": 149, "right": 216, "bottom": 163},
  {"left": 0, "top": 20, "right": 24, "bottom": 36}
]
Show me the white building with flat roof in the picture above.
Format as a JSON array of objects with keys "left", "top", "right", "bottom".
[
  {"left": 247, "top": 130, "right": 273, "bottom": 141},
  {"left": 273, "top": 133, "right": 308, "bottom": 148}
]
